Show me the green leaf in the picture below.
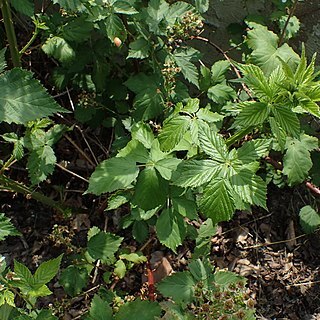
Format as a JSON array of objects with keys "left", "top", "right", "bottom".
[
  {"left": 127, "top": 38, "right": 150, "bottom": 59},
  {"left": 106, "top": 192, "right": 131, "bottom": 211},
  {"left": 234, "top": 102, "right": 270, "bottom": 128},
  {"left": 189, "top": 259, "right": 212, "bottom": 282},
  {"left": 60, "top": 265, "right": 88, "bottom": 297},
  {"left": 199, "top": 178, "right": 236, "bottom": 224},
  {"left": 156, "top": 208, "right": 186, "bottom": 252},
  {"left": 213, "top": 270, "right": 245, "bottom": 288},
  {"left": 145, "top": 0, "right": 169, "bottom": 35},
  {"left": 0, "top": 69, "right": 66, "bottom": 124},
  {"left": 172, "top": 196, "right": 197, "bottom": 219},
  {"left": 0, "top": 290, "right": 15, "bottom": 307},
  {"left": 132, "top": 167, "right": 168, "bottom": 210},
  {"left": 132, "top": 221, "right": 149, "bottom": 243},
  {"left": 27, "top": 145, "right": 56, "bottom": 185},
  {"left": 272, "top": 105, "right": 300, "bottom": 137},
  {"left": 0, "top": 214, "right": 20, "bottom": 241},
  {"left": 0, "top": 48, "right": 6, "bottom": 74},
  {"left": 105, "top": 14, "right": 127, "bottom": 41},
  {"left": 33, "top": 255, "right": 62, "bottom": 289},
  {"left": 236, "top": 139, "right": 270, "bottom": 163},
  {"left": 87, "top": 157, "right": 139, "bottom": 195},
  {"left": 42, "top": 37, "right": 75, "bottom": 63},
  {"left": 157, "top": 272, "right": 196, "bottom": 303},
  {"left": 299, "top": 205, "right": 320, "bottom": 234},
  {"left": 14, "top": 260, "right": 34, "bottom": 291},
  {"left": 172, "top": 160, "right": 222, "bottom": 188},
  {"left": 113, "top": 1, "right": 138, "bottom": 15},
  {"left": 173, "top": 53, "right": 199, "bottom": 88},
  {"left": 119, "top": 253, "right": 147, "bottom": 264},
  {"left": 36, "top": 310, "right": 58, "bottom": 320},
  {"left": 62, "top": 16, "right": 93, "bottom": 43},
  {"left": 211, "top": 60, "right": 230, "bottom": 84},
  {"left": 115, "top": 299, "right": 161, "bottom": 320},
  {"left": 114, "top": 260, "right": 126, "bottom": 279},
  {"left": 131, "top": 122, "right": 154, "bottom": 149},
  {"left": 10, "top": 0, "right": 34, "bottom": 16},
  {"left": 88, "top": 295, "right": 113, "bottom": 320},
  {"left": 87, "top": 231, "right": 123, "bottom": 263},
  {"left": 207, "top": 83, "right": 236, "bottom": 104},
  {"left": 283, "top": 135, "right": 318, "bottom": 185},
  {"left": 198, "top": 122, "right": 228, "bottom": 162},
  {"left": 155, "top": 158, "right": 181, "bottom": 180},
  {"left": 117, "top": 140, "right": 149, "bottom": 163},
  {"left": 158, "top": 116, "right": 191, "bottom": 151},
  {"left": 52, "top": 0, "right": 85, "bottom": 11},
  {"left": 279, "top": 15, "right": 300, "bottom": 40}
]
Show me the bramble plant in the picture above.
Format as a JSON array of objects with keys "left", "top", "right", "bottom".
[{"left": 0, "top": 0, "right": 320, "bottom": 318}]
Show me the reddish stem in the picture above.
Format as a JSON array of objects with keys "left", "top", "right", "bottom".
[{"left": 146, "top": 261, "right": 155, "bottom": 301}]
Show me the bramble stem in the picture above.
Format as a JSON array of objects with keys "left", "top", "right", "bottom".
[{"left": 0, "top": 0, "right": 21, "bottom": 67}]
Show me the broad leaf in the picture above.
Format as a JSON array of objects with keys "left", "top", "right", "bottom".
[
  {"left": 145, "top": 0, "right": 169, "bottom": 35},
  {"left": 157, "top": 272, "right": 195, "bottom": 303},
  {"left": 62, "top": 16, "right": 93, "bottom": 43},
  {"left": 131, "top": 122, "right": 154, "bottom": 148},
  {"left": 156, "top": 208, "right": 186, "bottom": 252},
  {"left": 10, "top": 0, "right": 34, "bottom": 16},
  {"left": 59, "top": 266, "right": 88, "bottom": 297},
  {"left": 87, "top": 231, "right": 123, "bottom": 263},
  {"left": 113, "top": 1, "right": 138, "bottom": 15},
  {"left": 0, "top": 69, "right": 66, "bottom": 124},
  {"left": 0, "top": 214, "right": 20, "bottom": 241},
  {"left": 14, "top": 260, "right": 34, "bottom": 292},
  {"left": 236, "top": 139, "right": 270, "bottom": 163},
  {"left": 174, "top": 52, "right": 199, "bottom": 88},
  {"left": 127, "top": 38, "right": 150, "bottom": 59},
  {"left": 132, "top": 167, "right": 168, "bottom": 210},
  {"left": 88, "top": 295, "right": 113, "bottom": 320},
  {"left": 155, "top": 158, "right": 181, "bottom": 180},
  {"left": 33, "top": 255, "right": 63, "bottom": 288},
  {"left": 211, "top": 60, "right": 230, "bottom": 84},
  {"left": 117, "top": 140, "right": 149, "bottom": 163},
  {"left": 114, "top": 260, "right": 126, "bottom": 279},
  {"left": 272, "top": 105, "right": 300, "bottom": 137},
  {"left": 115, "top": 299, "right": 161, "bottom": 320},
  {"left": 42, "top": 37, "right": 75, "bottom": 63},
  {"left": 158, "top": 116, "right": 191, "bottom": 151},
  {"left": 87, "top": 157, "right": 139, "bottom": 195},
  {"left": 105, "top": 14, "right": 127, "bottom": 41},
  {"left": 172, "top": 160, "right": 222, "bottom": 188},
  {"left": 207, "top": 83, "right": 236, "bottom": 104},
  {"left": 199, "top": 178, "right": 236, "bottom": 223},
  {"left": 299, "top": 205, "right": 320, "bottom": 234}
]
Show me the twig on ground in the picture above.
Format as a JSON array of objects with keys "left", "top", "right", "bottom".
[{"left": 55, "top": 162, "right": 89, "bottom": 183}]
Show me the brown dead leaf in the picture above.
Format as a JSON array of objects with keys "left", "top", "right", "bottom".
[{"left": 285, "top": 219, "right": 296, "bottom": 250}]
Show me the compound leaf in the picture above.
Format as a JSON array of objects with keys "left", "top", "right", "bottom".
[{"left": 0, "top": 214, "right": 20, "bottom": 241}]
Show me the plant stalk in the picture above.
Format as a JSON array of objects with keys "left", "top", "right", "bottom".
[
  {"left": 0, "top": 174, "right": 66, "bottom": 213},
  {"left": 0, "top": 0, "right": 21, "bottom": 67}
]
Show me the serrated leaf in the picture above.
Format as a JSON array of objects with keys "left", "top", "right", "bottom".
[
  {"left": 119, "top": 253, "right": 147, "bottom": 264},
  {"left": 114, "top": 260, "right": 126, "bottom": 279},
  {"left": 42, "top": 37, "right": 75, "bottom": 63},
  {"left": 105, "top": 14, "right": 127, "bottom": 41},
  {"left": 115, "top": 299, "right": 161, "bottom": 320},
  {"left": 117, "top": 140, "right": 149, "bottom": 163},
  {"left": 87, "top": 157, "right": 139, "bottom": 195},
  {"left": 207, "top": 83, "right": 236, "bottom": 104},
  {"left": 59, "top": 265, "right": 88, "bottom": 297},
  {"left": 197, "top": 218, "right": 216, "bottom": 239},
  {"left": 189, "top": 259, "right": 212, "bottom": 282},
  {"left": 27, "top": 145, "right": 56, "bottom": 185},
  {"left": 213, "top": 270, "right": 245, "bottom": 288},
  {"left": 0, "top": 48, "right": 6, "bottom": 74},
  {"left": 172, "top": 159, "right": 222, "bottom": 188},
  {"left": 299, "top": 205, "right": 320, "bottom": 234},
  {"left": 198, "top": 121, "right": 227, "bottom": 162},
  {"left": 0, "top": 213, "right": 20, "bottom": 241},
  {"left": 88, "top": 295, "right": 113, "bottom": 320},
  {"left": 146, "top": 0, "right": 169, "bottom": 35},
  {"left": 131, "top": 122, "right": 154, "bottom": 148},
  {"left": 87, "top": 231, "right": 123, "bottom": 263},
  {"left": 106, "top": 192, "right": 130, "bottom": 211},
  {"left": 156, "top": 208, "right": 186, "bottom": 252},
  {"left": 236, "top": 139, "right": 270, "bottom": 163},
  {"left": 52, "top": 0, "right": 85, "bottom": 11},
  {"left": 14, "top": 260, "right": 34, "bottom": 291},
  {"left": 0, "top": 289, "right": 15, "bottom": 307},
  {"left": 33, "top": 255, "right": 62, "bottom": 288},
  {"left": 279, "top": 15, "right": 300, "bottom": 40},
  {"left": 158, "top": 116, "right": 191, "bottom": 151},
  {"left": 283, "top": 135, "right": 317, "bottom": 185},
  {"left": 196, "top": 107, "right": 224, "bottom": 123},
  {"left": 10, "top": 0, "right": 34, "bottom": 16},
  {"left": 127, "top": 38, "right": 150, "bottom": 59},
  {"left": 36, "top": 309, "right": 58, "bottom": 320},
  {"left": 155, "top": 158, "right": 181, "bottom": 180},
  {"left": 234, "top": 101, "right": 270, "bottom": 128},
  {"left": 211, "top": 60, "right": 230, "bottom": 84},
  {"left": 132, "top": 221, "right": 149, "bottom": 243},
  {"left": 173, "top": 54, "right": 199, "bottom": 88},
  {"left": 113, "top": 1, "right": 138, "bottom": 14},
  {"left": 172, "top": 196, "right": 197, "bottom": 219},
  {"left": 62, "top": 16, "right": 93, "bottom": 43},
  {"left": 199, "top": 178, "right": 236, "bottom": 224},
  {"left": 157, "top": 272, "right": 195, "bottom": 303},
  {"left": 132, "top": 167, "right": 168, "bottom": 210},
  {"left": 0, "top": 69, "right": 66, "bottom": 124},
  {"left": 273, "top": 105, "right": 300, "bottom": 137}
]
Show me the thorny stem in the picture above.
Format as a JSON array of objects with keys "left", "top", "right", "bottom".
[
  {"left": 0, "top": 174, "right": 66, "bottom": 213},
  {"left": 278, "top": 0, "right": 299, "bottom": 47},
  {"left": 0, "top": 0, "right": 21, "bottom": 67}
]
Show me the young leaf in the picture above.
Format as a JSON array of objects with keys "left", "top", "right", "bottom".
[
  {"left": 157, "top": 272, "right": 196, "bottom": 303},
  {"left": 272, "top": 105, "right": 300, "bottom": 138},
  {"left": 156, "top": 208, "right": 186, "bottom": 252},
  {"left": 33, "top": 255, "right": 63, "bottom": 288},
  {"left": 87, "top": 157, "right": 139, "bottom": 195},
  {"left": 114, "top": 260, "right": 126, "bottom": 279},
  {"left": 88, "top": 295, "right": 113, "bottom": 320},
  {"left": 87, "top": 231, "right": 123, "bottom": 263},
  {"left": 0, "top": 214, "right": 20, "bottom": 241},
  {"left": 60, "top": 265, "right": 89, "bottom": 297},
  {"left": 299, "top": 205, "right": 320, "bottom": 234},
  {"left": 0, "top": 69, "right": 66, "bottom": 125},
  {"left": 115, "top": 299, "right": 161, "bottom": 320},
  {"left": 0, "top": 289, "right": 15, "bottom": 307},
  {"left": 199, "top": 178, "right": 236, "bottom": 224}
]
